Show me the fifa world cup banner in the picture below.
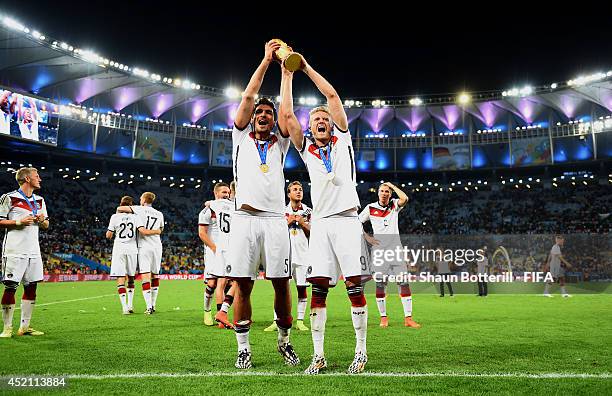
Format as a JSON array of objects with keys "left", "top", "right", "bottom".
[
  {"left": 433, "top": 144, "right": 470, "bottom": 170},
  {"left": 134, "top": 129, "right": 174, "bottom": 162},
  {"left": 511, "top": 136, "right": 551, "bottom": 166},
  {"left": 1, "top": 89, "right": 59, "bottom": 145},
  {"left": 44, "top": 274, "right": 111, "bottom": 282},
  {"left": 210, "top": 139, "right": 233, "bottom": 167}
]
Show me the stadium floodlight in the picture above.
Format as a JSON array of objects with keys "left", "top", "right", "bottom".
[
  {"left": 372, "top": 100, "right": 381, "bottom": 108},
  {"left": 519, "top": 86, "right": 533, "bottom": 96},
  {"left": 458, "top": 93, "right": 471, "bottom": 104},
  {"left": 169, "top": 183, "right": 175, "bottom": 187},
  {"left": 2, "top": 17, "right": 25, "bottom": 31},
  {"left": 162, "top": 177, "right": 167, "bottom": 181},
  {"left": 550, "top": 83, "right": 558, "bottom": 89},
  {"left": 118, "top": 179, "right": 124, "bottom": 184},
  {"left": 306, "top": 97, "right": 318, "bottom": 106},
  {"left": 224, "top": 87, "right": 240, "bottom": 99},
  {"left": 147, "top": 176, "right": 152, "bottom": 180},
  {"left": 298, "top": 97, "right": 306, "bottom": 105},
  {"left": 195, "top": 185, "right": 201, "bottom": 189},
  {"left": 409, "top": 98, "right": 423, "bottom": 106}
]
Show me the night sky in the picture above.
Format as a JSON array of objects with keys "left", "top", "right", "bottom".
[{"left": 10, "top": 2, "right": 612, "bottom": 99}]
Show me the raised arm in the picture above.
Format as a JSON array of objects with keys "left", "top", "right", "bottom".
[
  {"left": 298, "top": 54, "right": 348, "bottom": 131},
  {"left": 28, "top": 98, "right": 38, "bottom": 121},
  {"left": 279, "top": 66, "right": 305, "bottom": 150},
  {"left": 234, "top": 41, "right": 281, "bottom": 130},
  {"left": 385, "top": 182, "right": 409, "bottom": 207},
  {"left": 116, "top": 206, "right": 134, "bottom": 214}
]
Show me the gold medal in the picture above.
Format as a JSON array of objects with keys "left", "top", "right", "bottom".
[
  {"left": 260, "top": 164, "right": 269, "bottom": 173},
  {"left": 291, "top": 229, "right": 298, "bottom": 236}
]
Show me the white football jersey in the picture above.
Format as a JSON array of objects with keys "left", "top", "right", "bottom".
[
  {"left": 108, "top": 213, "right": 143, "bottom": 255},
  {"left": 0, "top": 190, "right": 48, "bottom": 257},
  {"left": 209, "top": 198, "right": 234, "bottom": 252},
  {"left": 19, "top": 119, "right": 38, "bottom": 141},
  {"left": 233, "top": 124, "right": 290, "bottom": 214},
  {"left": 359, "top": 198, "right": 404, "bottom": 235},
  {"left": 285, "top": 202, "right": 311, "bottom": 266},
  {"left": 131, "top": 205, "right": 164, "bottom": 250},
  {"left": 549, "top": 244, "right": 561, "bottom": 270},
  {"left": 298, "top": 131, "right": 360, "bottom": 219},
  {"left": 198, "top": 205, "right": 219, "bottom": 244}
]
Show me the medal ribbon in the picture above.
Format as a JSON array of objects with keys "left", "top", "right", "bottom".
[
  {"left": 17, "top": 189, "right": 39, "bottom": 216},
  {"left": 318, "top": 141, "right": 333, "bottom": 173}
]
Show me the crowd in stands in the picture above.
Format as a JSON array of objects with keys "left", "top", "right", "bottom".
[{"left": 1, "top": 171, "right": 610, "bottom": 278}]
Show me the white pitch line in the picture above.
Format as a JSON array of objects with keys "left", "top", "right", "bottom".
[
  {"left": 15, "top": 294, "right": 115, "bottom": 310},
  {"left": 61, "top": 371, "right": 612, "bottom": 380}
]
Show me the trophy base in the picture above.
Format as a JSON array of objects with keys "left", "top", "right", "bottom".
[{"left": 284, "top": 53, "right": 303, "bottom": 72}]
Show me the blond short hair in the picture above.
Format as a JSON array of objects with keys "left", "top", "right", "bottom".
[
  {"left": 309, "top": 105, "right": 333, "bottom": 122},
  {"left": 15, "top": 167, "right": 38, "bottom": 186},
  {"left": 141, "top": 192, "right": 156, "bottom": 204}
]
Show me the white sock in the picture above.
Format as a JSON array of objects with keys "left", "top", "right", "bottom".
[
  {"left": 236, "top": 330, "right": 251, "bottom": 353},
  {"left": 204, "top": 288, "right": 213, "bottom": 312},
  {"left": 297, "top": 298, "right": 307, "bottom": 321},
  {"left": 127, "top": 287, "right": 134, "bottom": 309},
  {"left": 221, "top": 302, "right": 230, "bottom": 313},
  {"left": 278, "top": 326, "right": 290, "bottom": 345},
  {"left": 273, "top": 310, "right": 278, "bottom": 321},
  {"left": 119, "top": 292, "right": 127, "bottom": 311},
  {"left": 151, "top": 287, "right": 159, "bottom": 308},
  {"left": 142, "top": 285, "right": 153, "bottom": 310},
  {"left": 561, "top": 286, "right": 568, "bottom": 295},
  {"left": 351, "top": 305, "right": 368, "bottom": 355},
  {"left": 2, "top": 304, "right": 15, "bottom": 328},
  {"left": 401, "top": 296, "right": 413, "bottom": 317},
  {"left": 310, "top": 307, "right": 327, "bottom": 357},
  {"left": 376, "top": 297, "right": 387, "bottom": 317},
  {"left": 20, "top": 300, "right": 35, "bottom": 329},
  {"left": 544, "top": 284, "right": 551, "bottom": 294}
]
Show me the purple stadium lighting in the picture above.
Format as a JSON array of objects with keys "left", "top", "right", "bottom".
[
  {"left": 361, "top": 108, "right": 394, "bottom": 133},
  {"left": 429, "top": 105, "right": 462, "bottom": 131},
  {"left": 395, "top": 107, "right": 429, "bottom": 132},
  {"left": 474, "top": 102, "right": 503, "bottom": 128},
  {"left": 110, "top": 87, "right": 143, "bottom": 111}
]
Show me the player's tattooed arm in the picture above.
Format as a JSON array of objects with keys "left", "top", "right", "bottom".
[
  {"left": 234, "top": 40, "right": 282, "bottom": 130},
  {"left": 297, "top": 53, "right": 348, "bottom": 132},
  {"left": 384, "top": 182, "right": 409, "bottom": 207},
  {"left": 279, "top": 64, "right": 305, "bottom": 150}
]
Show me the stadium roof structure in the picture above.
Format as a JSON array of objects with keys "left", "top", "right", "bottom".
[{"left": 2, "top": 17, "right": 612, "bottom": 133}]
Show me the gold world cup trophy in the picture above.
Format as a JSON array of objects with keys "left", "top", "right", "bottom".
[{"left": 270, "top": 39, "right": 304, "bottom": 72}]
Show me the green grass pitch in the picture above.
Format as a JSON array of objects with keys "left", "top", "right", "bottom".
[{"left": 1, "top": 280, "right": 610, "bottom": 395}]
